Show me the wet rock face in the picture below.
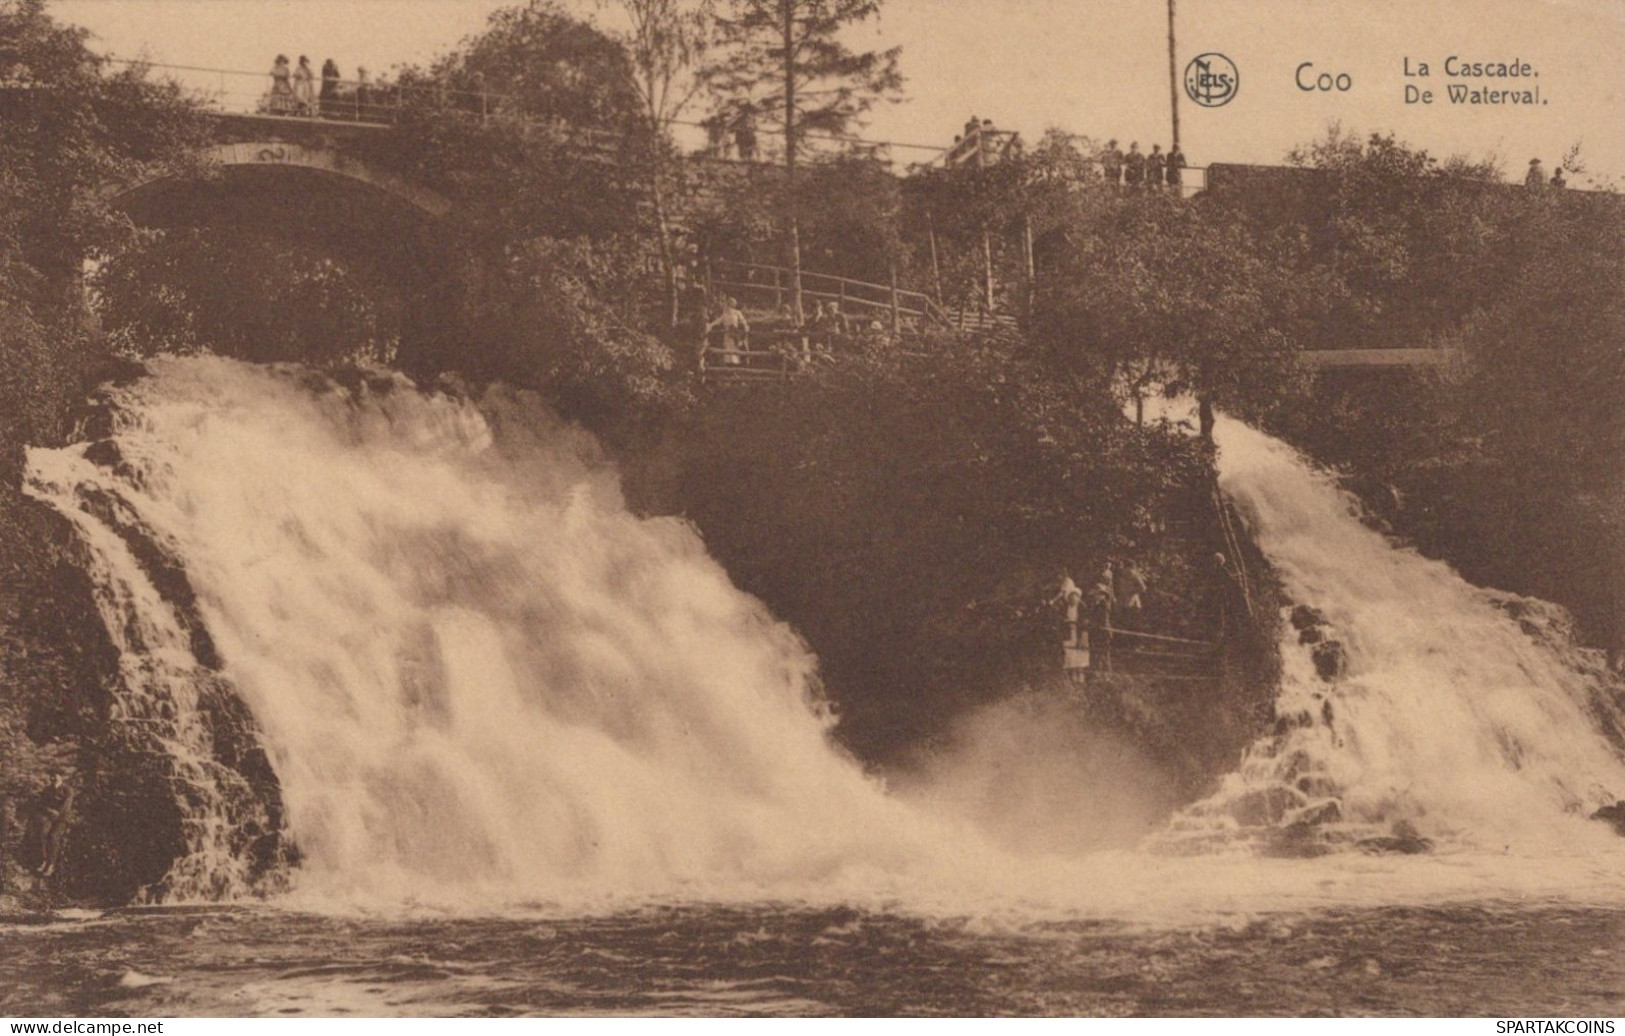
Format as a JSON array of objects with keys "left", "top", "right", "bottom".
[
  {"left": 1311, "top": 640, "right": 1348, "bottom": 681},
  {"left": 1290, "top": 605, "right": 1329, "bottom": 632},
  {"left": 1288, "top": 604, "right": 1346, "bottom": 683},
  {"left": 0, "top": 484, "right": 184, "bottom": 904},
  {"left": 2, "top": 473, "right": 290, "bottom": 905}
]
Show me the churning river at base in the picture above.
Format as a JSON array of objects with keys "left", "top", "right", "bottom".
[{"left": 10, "top": 357, "right": 1625, "bottom": 1016}]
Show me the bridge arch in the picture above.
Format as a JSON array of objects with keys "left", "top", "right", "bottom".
[
  {"left": 108, "top": 141, "right": 451, "bottom": 219},
  {"left": 100, "top": 140, "right": 460, "bottom": 373}
]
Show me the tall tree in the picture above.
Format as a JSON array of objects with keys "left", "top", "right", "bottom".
[
  {"left": 1033, "top": 196, "right": 1319, "bottom": 434},
  {"left": 702, "top": 0, "right": 902, "bottom": 316},
  {"left": 595, "top": 0, "right": 716, "bottom": 327},
  {"left": 407, "top": 0, "right": 640, "bottom": 129}
]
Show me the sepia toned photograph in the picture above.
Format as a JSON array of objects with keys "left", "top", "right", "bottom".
[{"left": 1, "top": 0, "right": 1623, "bottom": 1019}]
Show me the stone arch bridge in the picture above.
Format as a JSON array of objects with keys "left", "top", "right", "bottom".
[{"left": 104, "top": 113, "right": 461, "bottom": 373}]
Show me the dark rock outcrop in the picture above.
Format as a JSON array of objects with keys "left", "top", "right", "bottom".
[
  {"left": 1358, "top": 820, "right": 1433, "bottom": 855},
  {"left": 1589, "top": 800, "right": 1625, "bottom": 837}
]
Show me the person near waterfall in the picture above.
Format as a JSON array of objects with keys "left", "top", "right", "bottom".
[
  {"left": 1115, "top": 563, "right": 1147, "bottom": 625},
  {"left": 1086, "top": 568, "right": 1116, "bottom": 668},
  {"left": 1051, "top": 571, "right": 1084, "bottom": 647},
  {"left": 31, "top": 774, "right": 75, "bottom": 880},
  {"left": 706, "top": 297, "right": 749, "bottom": 366}
]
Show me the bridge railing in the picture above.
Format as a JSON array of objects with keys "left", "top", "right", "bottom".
[{"left": 107, "top": 59, "right": 516, "bottom": 129}]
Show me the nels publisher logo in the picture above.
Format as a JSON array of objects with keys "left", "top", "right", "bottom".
[{"left": 1184, "top": 52, "right": 1239, "bottom": 107}]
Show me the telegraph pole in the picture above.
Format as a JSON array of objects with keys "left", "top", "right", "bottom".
[{"left": 1167, "top": 0, "right": 1181, "bottom": 151}]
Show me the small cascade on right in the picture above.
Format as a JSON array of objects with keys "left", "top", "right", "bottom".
[{"left": 1169, "top": 417, "right": 1625, "bottom": 854}]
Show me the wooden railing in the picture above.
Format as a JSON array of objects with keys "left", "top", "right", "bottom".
[
  {"left": 708, "top": 257, "right": 950, "bottom": 333},
  {"left": 1068, "top": 624, "right": 1220, "bottom": 684},
  {"left": 699, "top": 344, "right": 823, "bottom": 384}
]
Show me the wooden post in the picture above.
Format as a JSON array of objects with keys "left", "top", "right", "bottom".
[
  {"left": 982, "top": 229, "right": 995, "bottom": 313},
  {"left": 1022, "top": 217, "right": 1036, "bottom": 318},
  {"left": 889, "top": 264, "right": 901, "bottom": 336},
  {"left": 927, "top": 209, "right": 945, "bottom": 305}
]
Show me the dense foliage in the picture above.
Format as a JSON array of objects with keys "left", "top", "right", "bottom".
[
  {"left": 0, "top": 0, "right": 207, "bottom": 464},
  {"left": 664, "top": 339, "right": 1216, "bottom": 758}
]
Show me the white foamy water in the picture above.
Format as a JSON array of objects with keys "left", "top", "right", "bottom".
[
  {"left": 1182, "top": 418, "right": 1625, "bottom": 850},
  {"left": 22, "top": 360, "right": 1625, "bottom": 920},
  {"left": 26, "top": 357, "right": 983, "bottom": 906}
]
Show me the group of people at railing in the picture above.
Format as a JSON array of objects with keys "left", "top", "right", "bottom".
[
  {"left": 698, "top": 295, "right": 905, "bottom": 373},
  {"left": 1051, "top": 550, "right": 1243, "bottom": 677},
  {"left": 944, "top": 115, "right": 1023, "bottom": 168},
  {"left": 1099, "top": 139, "right": 1187, "bottom": 191},
  {"left": 262, "top": 54, "right": 396, "bottom": 121}
]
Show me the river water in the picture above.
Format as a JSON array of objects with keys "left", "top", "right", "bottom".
[
  {"left": 11, "top": 358, "right": 1625, "bottom": 1016},
  {"left": 3, "top": 901, "right": 1624, "bottom": 1017}
]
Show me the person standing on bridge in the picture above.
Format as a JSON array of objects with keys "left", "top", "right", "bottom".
[
  {"left": 293, "top": 55, "right": 316, "bottom": 117},
  {"left": 1147, "top": 144, "right": 1166, "bottom": 190},
  {"left": 1525, "top": 157, "right": 1546, "bottom": 188},
  {"left": 1166, "top": 144, "right": 1186, "bottom": 193},
  {"left": 1101, "top": 140, "right": 1124, "bottom": 186},
  {"left": 1124, "top": 143, "right": 1146, "bottom": 188},
  {"left": 355, "top": 67, "right": 380, "bottom": 122},
  {"left": 1551, "top": 167, "right": 1567, "bottom": 188},
  {"left": 319, "top": 59, "right": 341, "bottom": 116},
  {"left": 267, "top": 54, "right": 295, "bottom": 114}
]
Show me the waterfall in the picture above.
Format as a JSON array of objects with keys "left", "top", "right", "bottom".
[
  {"left": 24, "top": 361, "right": 1625, "bottom": 912},
  {"left": 1171, "top": 417, "right": 1625, "bottom": 850},
  {"left": 25, "top": 357, "right": 944, "bottom": 904}
]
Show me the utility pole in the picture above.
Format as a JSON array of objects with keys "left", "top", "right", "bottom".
[
  {"left": 1167, "top": 0, "right": 1181, "bottom": 152},
  {"left": 782, "top": 0, "right": 805, "bottom": 323}
]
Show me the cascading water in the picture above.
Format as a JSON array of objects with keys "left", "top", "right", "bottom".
[
  {"left": 1174, "top": 417, "right": 1625, "bottom": 851},
  {"left": 25, "top": 356, "right": 963, "bottom": 905},
  {"left": 23, "top": 361, "right": 1625, "bottom": 915}
]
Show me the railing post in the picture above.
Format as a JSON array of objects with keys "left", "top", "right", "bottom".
[
  {"left": 889, "top": 263, "right": 901, "bottom": 336},
  {"left": 927, "top": 209, "right": 945, "bottom": 306}
]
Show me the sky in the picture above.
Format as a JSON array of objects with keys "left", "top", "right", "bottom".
[{"left": 49, "top": 0, "right": 1625, "bottom": 187}]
